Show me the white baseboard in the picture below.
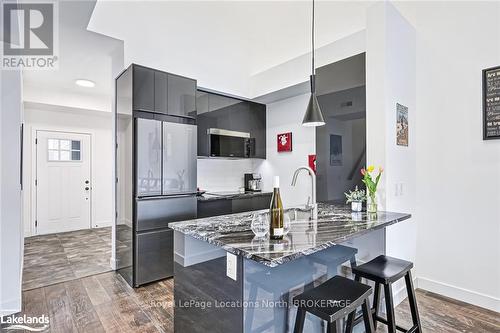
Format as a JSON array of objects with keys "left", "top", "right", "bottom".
[
  {"left": 109, "top": 257, "right": 117, "bottom": 270},
  {"left": 418, "top": 276, "right": 500, "bottom": 313},
  {"left": 93, "top": 220, "right": 112, "bottom": 228}
]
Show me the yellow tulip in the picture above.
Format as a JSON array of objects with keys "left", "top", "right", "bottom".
[{"left": 367, "top": 165, "right": 375, "bottom": 172}]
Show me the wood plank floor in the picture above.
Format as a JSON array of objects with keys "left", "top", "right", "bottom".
[
  {"left": 4, "top": 271, "right": 499, "bottom": 332},
  {"left": 23, "top": 227, "right": 112, "bottom": 290}
]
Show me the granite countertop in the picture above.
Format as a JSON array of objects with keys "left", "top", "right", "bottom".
[
  {"left": 169, "top": 203, "right": 411, "bottom": 267},
  {"left": 197, "top": 191, "right": 273, "bottom": 202}
]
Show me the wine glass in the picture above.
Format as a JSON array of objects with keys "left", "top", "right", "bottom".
[
  {"left": 251, "top": 213, "right": 269, "bottom": 238},
  {"left": 283, "top": 212, "right": 292, "bottom": 236}
]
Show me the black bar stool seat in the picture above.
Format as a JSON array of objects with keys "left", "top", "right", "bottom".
[
  {"left": 348, "top": 255, "right": 422, "bottom": 333},
  {"left": 293, "top": 275, "right": 375, "bottom": 333},
  {"left": 352, "top": 255, "right": 413, "bottom": 284}
]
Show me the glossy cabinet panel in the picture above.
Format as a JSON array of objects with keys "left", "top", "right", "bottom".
[
  {"left": 197, "top": 91, "right": 266, "bottom": 158},
  {"left": 133, "top": 66, "right": 155, "bottom": 111},
  {"left": 198, "top": 194, "right": 272, "bottom": 218},
  {"left": 168, "top": 74, "right": 196, "bottom": 118},
  {"left": 135, "top": 229, "right": 173, "bottom": 285},
  {"left": 136, "top": 118, "right": 162, "bottom": 196},
  {"left": 163, "top": 122, "right": 197, "bottom": 194},
  {"left": 136, "top": 196, "right": 197, "bottom": 231},
  {"left": 154, "top": 71, "right": 168, "bottom": 114}
]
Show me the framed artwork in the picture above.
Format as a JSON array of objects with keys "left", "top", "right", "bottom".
[
  {"left": 396, "top": 103, "right": 409, "bottom": 146},
  {"left": 277, "top": 132, "right": 292, "bottom": 152},
  {"left": 308, "top": 154, "right": 316, "bottom": 173},
  {"left": 483, "top": 66, "right": 500, "bottom": 140},
  {"left": 329, "top": 135, "right": 342, "bottom": 166}
]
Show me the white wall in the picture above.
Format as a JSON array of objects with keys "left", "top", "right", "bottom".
[
  {"left": 0, "top": 69, "right": 23, "bottom": 316},
  {"left": 197, "top": 158, "right": 262, "bottom": 192},
  {"left": 366, "top": 1, "right": 418, "bottom": 305},
  {"left": 250, "top": 30, "right": 366, "bottom": 98},
  {"left": 22, "top": 106, "right": 114, "bottom": 237},
  {"left": 398, "top": 0, "right": 500, "bottom": 312},
  {"left": 256, "top": 94, "right": 316, "bottom": 207}
]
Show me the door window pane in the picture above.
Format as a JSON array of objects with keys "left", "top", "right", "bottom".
[
  {"left": 47, "top": 138, "right": 82, "bottom": 161},
  {"left": 48, "top": 150, "right": 59, "bottom": 161},
  {"left": 60, "top": 151, "right": 71, "bottom": 161},
  {"left": 60, "top": 139, "right": 71, "bottom": 150},
  {"left": 71, "top": 151, "right": 81, "bottom": 161},
  {"left": 48, "top": 139, "right": 59, "bottom": 150}
]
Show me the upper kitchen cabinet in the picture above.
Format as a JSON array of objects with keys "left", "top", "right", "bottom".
[
  {"left": 133, "top": 66, "right": 155, "bottom": 111},
  {"left": 168, "top": 74, "right": 196, "bottom": 118},
  {"left": 196, "top": 90, "right": 266, "bottom": 159},
  {"left": 128, "top": 64, "right": 196, "bottom": 118},
  {"left": 154, "top": 71, "right": 168, "bottom": 114}
]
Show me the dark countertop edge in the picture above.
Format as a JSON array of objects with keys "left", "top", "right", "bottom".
[
  {"left": 197, "top": 191, "right": 273, "bottom": 202},
  {"left": 171, "top": 212, "right": 412, "bottom": 268}
]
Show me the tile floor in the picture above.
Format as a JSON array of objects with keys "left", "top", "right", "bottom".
[{"left": 23, "top": 227, "right": 112, "bottom": 291}]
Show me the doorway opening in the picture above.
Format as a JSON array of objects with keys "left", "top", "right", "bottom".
[
  {"left": 22, "top": 114, "right": 114, "bottom": 291},
  {"left": 315, "top": 53, "right": 367, "bottom": 203}
]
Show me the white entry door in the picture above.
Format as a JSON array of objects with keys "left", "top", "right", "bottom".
[{"left": 35, "top": 130, "right": 92, "bottom": 235}]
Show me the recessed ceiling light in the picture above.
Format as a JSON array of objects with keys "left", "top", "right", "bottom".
[{"left": 75, "top": 79, "right": 95, "bottom": 88}]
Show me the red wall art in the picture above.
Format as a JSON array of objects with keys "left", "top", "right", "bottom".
[{"left": 277, "top": 132, "right": 292, "bottom": 152}]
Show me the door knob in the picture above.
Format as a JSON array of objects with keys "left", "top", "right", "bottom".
[{"left": 85, "top": 187, "right": 90, "bottom": 191}]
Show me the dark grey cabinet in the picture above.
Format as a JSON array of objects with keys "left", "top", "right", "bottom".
[
  {"left": 168, "top": 74, "right": 197, "bottom": 118},
  {"left": 197, "top": 90, "right": 266, "bottom": 159},
  {"left": 133, "top": 66, "right": 155, "bottom": 111},
  {"left": 197, "top": 194, "right": 272, "bottom": 218},
  {"left": 154, "top": 71, "right": 168, "bottom": 114},
  {"left": 130, "top": 64, "right": 196, "bottom": 118},
  {"left": 197, "top": 199, "right": 232, "bottom": 218}
]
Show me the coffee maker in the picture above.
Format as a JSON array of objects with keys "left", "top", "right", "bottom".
[{"left": 244, "top": 173, "right": 262, "bottom": 192}]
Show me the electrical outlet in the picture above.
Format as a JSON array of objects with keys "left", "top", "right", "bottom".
[{"left": 226, "top": 253, "right": 237, "bottom": 281}]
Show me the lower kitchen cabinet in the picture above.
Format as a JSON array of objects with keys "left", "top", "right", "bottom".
[
  {"left": 197, "top": 199, "right": 232, "bottom": 218},
  {"left": 197, "top": 194, "right": 272, "bottom": 218}
]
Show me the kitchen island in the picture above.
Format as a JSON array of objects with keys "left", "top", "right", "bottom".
[{"left": 169, "top": 203, "right": 411, "bottom": 333}]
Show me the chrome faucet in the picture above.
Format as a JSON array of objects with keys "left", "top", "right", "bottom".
[{"left": 291, "top": 166, "right": 317, "bottom": 213}]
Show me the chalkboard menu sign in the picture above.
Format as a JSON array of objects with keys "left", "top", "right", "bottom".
[{"left": 483, "top": 66, "right": 500, "bottom": 140}]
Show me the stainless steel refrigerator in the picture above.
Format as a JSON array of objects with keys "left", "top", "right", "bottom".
[{"left": 134, "top": 117, "right": 197, "bottom": 286}]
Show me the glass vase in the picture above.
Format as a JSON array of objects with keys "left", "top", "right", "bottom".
[{"left": 367, "top": 195, "right": 378, "bottom": 213}]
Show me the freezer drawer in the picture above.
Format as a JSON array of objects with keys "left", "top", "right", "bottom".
[
  {"left": 136, "top": 195, "right": 197, "bottom": 232},
  {"left": 135, "top": 228, "right": 173, "bottom": 286},
  {"left": 163, "top": 122, "right": 197, "bottom": 195}
]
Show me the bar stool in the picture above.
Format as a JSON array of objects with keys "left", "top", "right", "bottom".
[
  {"left": 293, "top": 275, "right": 375, "bottom": 333},
  {"left": 346, "top": 255, "right": 422, "bottom": 333}
]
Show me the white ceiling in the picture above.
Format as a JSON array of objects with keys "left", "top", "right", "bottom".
[
  {"left": 22, "top": 0, "right": 123, "bottom": 110},
  {"left": 22, "top": 0, "right": 421, "bottom": 108},
  {"left": 88, "top": 0, "right": 374, "bottom": 97}
]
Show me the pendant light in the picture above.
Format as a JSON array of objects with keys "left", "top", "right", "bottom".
[{"left": 302, "top": 0, "right": 325, "bottom": 127}]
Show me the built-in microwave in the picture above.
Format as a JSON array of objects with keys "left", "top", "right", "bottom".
[{"left": 208, "top": 128, "right": 255, "bottom": 158}]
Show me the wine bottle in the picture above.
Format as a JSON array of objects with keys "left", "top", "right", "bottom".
[{"left": 269, "top": 176, "right": 284, "bottom": 240}]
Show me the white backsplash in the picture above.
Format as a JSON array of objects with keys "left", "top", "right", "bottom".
[{"left": 197, "top": 158, "right": 264, "bottom": 192}]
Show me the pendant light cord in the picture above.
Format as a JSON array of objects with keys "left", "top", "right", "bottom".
[{"left": 312, "top": 0, "right": 315, "bottom": 76}]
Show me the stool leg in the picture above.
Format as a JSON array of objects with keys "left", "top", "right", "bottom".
[
  {"left": 293, "top": 307, "right": 306, "bottom": 333},
  {"left": 405, "top": 271, "right": 422, "bottom": 333},
  {"left": 345, "top": 311, "right": 355, "bottom": 333},
  {"left": 345, "top": 274, "right": 362, "bottom": 333},
  {"left": 327, "top": 321, "right": 337, "bottom": 333},
  {"left": 384, "top": 283, "right": 397, "bottom": 333},
  {"left": 361, "top": 299, "right": 375, "bottom": 333},
  {"left": 372, "top": 282, "right": 380, "bottom": 329}
]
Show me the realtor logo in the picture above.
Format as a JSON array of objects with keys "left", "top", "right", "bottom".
[{"left": 1, "top": 1, "right": 58, "bottom": 69}]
